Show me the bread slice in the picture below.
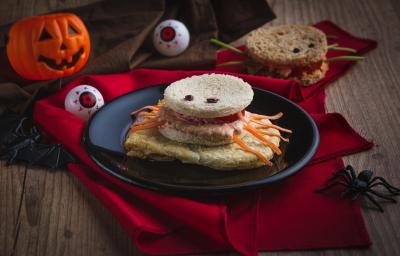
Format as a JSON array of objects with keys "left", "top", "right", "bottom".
[
  {"left": 124, "top": 121, "right": 281, "bottom": 170},
  {"left": 157, "top": 106, "right": 245, "bottom": 146},
  {"left": 246, "top": 25, "right": 327, "bottom": 67},
  {"left": 164, "top": 74, "right": 254, "bottom": 118},
  {"left": 298, "top": 61, "right": 329, "bottom": 86},
  {"left": 158, "top": 126, "right": 235, "bottom": 146}
]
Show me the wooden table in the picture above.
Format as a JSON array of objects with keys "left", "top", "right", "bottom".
[{"left": 1, "top": 0, "right": 400, "bottom": 255}]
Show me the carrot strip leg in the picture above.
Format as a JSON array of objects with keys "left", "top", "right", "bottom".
[
  {"left": 244, "top": 124, "right": 282, "bottom": 155},
  {"left": 232, "top": 133, "right": 272, "bottom": 166}
]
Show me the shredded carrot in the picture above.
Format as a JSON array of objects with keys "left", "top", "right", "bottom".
[
  {"left": 143, "top": 116, "right": 157, "bottom": 121},
  {"left": 132, "top": 118, "right": 159, "bottom": 127},
  {"left": 256, "top": 130, "right": 289, "bottom": 142},
  {"left": 244, "top": 124, "right": 282, "bottom": 155},
  {"left": 130, "top": 120, "right": 166, "bottom": 133},
  {"left": 129, "top": 101, "right": 165, "bottom": 133},
  {"left": 239, "top": 111, "right": 292, "bottom": 134},
  {"left": 130, "top": 106, "right": 160, "bottom": 116},
  {"left": 249, "top": 112, "right": 283, "bottom": 120},
  {"left": 250, "top": 119, "right": 292, "bottom": 134},
  {"left": 139, "top": 112, "right": 157, "bottom": 117},
  {"left": 238, "top": 111, "right": 245, "bottom": 120},
  {"left": 232, "top": 133, "right": 272, "bottom": 166}
]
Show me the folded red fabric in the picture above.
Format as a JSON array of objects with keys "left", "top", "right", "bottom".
[{"left": 33, "top": 21, "right": 376, "bottom": 255}]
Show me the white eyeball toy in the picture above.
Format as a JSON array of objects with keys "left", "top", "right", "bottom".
[
  {"left": 64, "top": 85, "right": 104, "bottom": 120},
  {"left": 153, "top": 19, "right": 190, "bottom": 56}
]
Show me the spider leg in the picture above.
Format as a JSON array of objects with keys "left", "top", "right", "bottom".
[
  {"left": 364, "top": 192, "right": 384, "bottom": 212},
  {"left": 370, "top": 182, "right": 400, "bottom": 195},
  {"left": 14, "top": 117, "right": 27, "bottom": 134},
  {"left": 5, "top": 150, "right": 18, "bottom": 165},
  {"left": 345, "top": 165, "right": 356, "bottom": 179},
  {"left": 370, "top": 177, "right": 400, "bottom": 192},
  {"left": 326, "top": 168, "right": 353, "bottom": 183},
  {"left": 325, "top": 172, "right": 350, "bottom": 184},
  {"left": 343, "top": 171, "right": 353, "bottom": 183},
  {"left": 367, "top": 189, "right": 397, "bottom": 203},
  {"left": 340, "top": 188, "right": 354, "bottom": 198},
  {"left": 315, "top": 181, "right": 350, "bottom": 193},
  {"left": 352, "top": 192, "right": 360, "bottom": 201}
]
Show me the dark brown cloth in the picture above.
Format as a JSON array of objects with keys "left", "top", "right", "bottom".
[{"left": 0, "top": 0, "right": 275, "bottom": 113}]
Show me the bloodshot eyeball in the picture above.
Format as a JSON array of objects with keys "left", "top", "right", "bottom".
[
  {"left": 153, "top": 19, "right": 190, "bottom": 56},
  {"left": 64, "top": 85, "right": 104, "bottom": 120}
]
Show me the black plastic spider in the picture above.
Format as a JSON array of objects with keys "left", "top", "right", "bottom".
[
  {"left": 0, "top": 112, "right": 75, "bottom": 168},
  {"left": 315, "top": 165, "right": 400, "bottom": 212}
]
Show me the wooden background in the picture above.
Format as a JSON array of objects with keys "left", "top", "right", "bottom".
[{"left": 1, "top": 0, "right": 400, "bottom": 255}]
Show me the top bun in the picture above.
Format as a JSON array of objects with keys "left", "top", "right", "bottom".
[
  {"left": 246, "top": 25, "right": 327, "bottom": 67},
  {"left": 164, "top": 74, "right": 254, "bottom": 118}
]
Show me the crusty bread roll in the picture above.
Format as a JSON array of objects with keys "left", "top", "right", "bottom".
[
  {"left": 164, "top": 74, "right": 254, "bottom": 118},
  {"left": 245, "top": 25, "right": 328, "bottom": 85}
]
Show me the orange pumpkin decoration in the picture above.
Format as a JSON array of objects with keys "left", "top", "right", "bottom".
[{"left": 6, "top": 13, "right": 90, "bottom": 81}]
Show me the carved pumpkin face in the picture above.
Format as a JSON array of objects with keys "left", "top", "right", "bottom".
[{"left": 6, "top": 13, "right": 90, "bottom": 80}]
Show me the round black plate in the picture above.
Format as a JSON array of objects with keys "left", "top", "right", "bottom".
[{"left": 84, "top": 83, "right": 319, "bottom": 194}]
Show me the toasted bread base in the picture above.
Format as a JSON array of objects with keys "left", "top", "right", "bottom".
[{"left": 124, "top": 126, "right": 281, "bottom": 170}]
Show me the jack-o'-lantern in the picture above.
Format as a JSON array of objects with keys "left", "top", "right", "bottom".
[{"left": 6, "top": 13, "right": 90, "bottom": 81}]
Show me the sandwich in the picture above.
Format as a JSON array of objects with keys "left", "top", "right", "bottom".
[
  {"left": 245, "top": 25, "right": 329, "bottom": 85},
  {"left": 124, "top": 74, "right": 292, "bottom": 170},
  {"left": 212, "top": 24, "right": 364, "bottom": 86}
]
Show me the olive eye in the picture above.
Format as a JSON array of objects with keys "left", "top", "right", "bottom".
[
  {"left": 308, "top": 43, "right": 315, "bottom": 48},
  {"left": 39, "top": 28, "right": 52, "bottom": 41},
  {"left": 206, "top": 98, "right": 219, "bottom": 103},
  {"left": 68, "top": 24, "right": 78, "bottom": 35},
  {"left": 292, "top": 48, "right": 300, "bottom": 53},
  {"left": 184, "top": 95, "right": 193, "bottom": 101}
]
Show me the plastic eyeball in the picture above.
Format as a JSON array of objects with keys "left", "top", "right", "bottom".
[
  {"left": 64, "top": 85, "right": 104, "bottom": 120},
  {"left": 153, "top": 19, "right": 190, "bottom": 57}
]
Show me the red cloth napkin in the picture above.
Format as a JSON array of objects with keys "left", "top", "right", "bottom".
[{"left": 33, "top": 21, "right": 376, "bottom": 255}]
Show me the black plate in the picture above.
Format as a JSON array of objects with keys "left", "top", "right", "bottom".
[{"left": 84, "top": 83, "right": 319, "bottom": 194}]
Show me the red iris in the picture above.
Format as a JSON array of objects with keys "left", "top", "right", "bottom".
[
  {"left": 160, "top": 27, "right": 176, "bottom": 42},
  {"left": 79, "top": 91, "right": 96, "bottom": 108}
]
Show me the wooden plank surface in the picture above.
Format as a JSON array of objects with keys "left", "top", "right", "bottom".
[
  {"left": 0, "top": 162, "right": 26, "bottom": 256},
  {"left": 9, "top": 167, "right": 141, "bottom": 256},
  {"left": 1, "top": 0, "right": 400, "bottom": 255}
]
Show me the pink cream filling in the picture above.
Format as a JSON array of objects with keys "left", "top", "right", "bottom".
[
  {"left": 265, "top": 61, "right": 324, "bottom": 78},
  {"left": 158, "top": 107, "right": 247, "bottom": 138}
]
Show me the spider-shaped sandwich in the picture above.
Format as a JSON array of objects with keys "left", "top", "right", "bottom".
[{"left": 211, "top": 24, "right": 364, "bottom": 86}]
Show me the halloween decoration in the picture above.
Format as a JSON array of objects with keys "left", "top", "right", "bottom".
[
  {"left": 64, "top": 85, "right": 104, "bottom": 120},
  {"left": 0, "top": 112, "right": 75, "bottom": 168},
  {"left": 315, "top": 165, "right": 400, "bottom": 212},
  {"left": 0, "top": 111, "right": 24, "bottom": 145},
  {"left": 6, "top": 13, "right": 90, "bottom": 81},
  {"left": 210, "top": 24, "right": 365, "bottom": 86},
  {"left": 153, "top": 19, "right": 190, "bottom": 56}
]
